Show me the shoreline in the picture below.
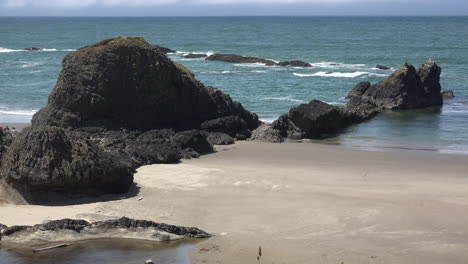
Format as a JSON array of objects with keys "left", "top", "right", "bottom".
[{"left": 2, "top": 141, "right": 468, "bottom": 263}]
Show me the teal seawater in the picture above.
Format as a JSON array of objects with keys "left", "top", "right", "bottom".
[{"left": 1, "top": 17, "right": 467, "bottom": 153}]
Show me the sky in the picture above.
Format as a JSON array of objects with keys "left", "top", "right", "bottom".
[{"left": 0, "top": 0, "right": 467, "bottom": 16}]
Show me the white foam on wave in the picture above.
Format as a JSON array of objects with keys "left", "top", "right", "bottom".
[
  {"left": 233, "top": 63, "right": 268, "bottom": 68},
  {"left": 0, "top": 109, "right": 38, "bottom": 116},
  {"left": 0, "top": 47, "right": 76, "bottom": 53},
  {"left": 0, "top": 47, "right": 24, "bottom": 53},
  {"left": 263, "top": 96, "right": 306, "bottom": 103},
  {"left": 20, "top": 62, "right": 46, "bottom": 68},
  {"left": 310, "top": 61, "right": 367, "bottom": 69},
  {"left": 294, "top": 71, "right": 375, "bottom": 78}
]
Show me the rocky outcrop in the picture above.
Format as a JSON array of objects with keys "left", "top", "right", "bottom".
[
  {"left": 183, "top": 53, "right": 207, "bottom": 58},
  {"left": 0, "top": 128, "right": 13, "bottom": 160},
  {"left": 249, "top": 123, "right": 283, "bottom": 143},
  {"left": 274, "top": 61, "right": 443, "bottom": 140},
  {"left": 441, "top": 90, "right": 455, "bottom": 99},
  {"left": 206, "top": 53, "right": 277, "bottom": 66},
  {"left": 346, "top": 61, "right": 442, "bottom": 111},
  {"left": 0, "top": 37, "right": 259, "bottom": 201},
  {"left": 376, "top": 65, "right": 390, "bottom": 70},
  {"left": 0, "top": 217, "right": 210, "bottom": 243},
  {"left": 277, "top": 60, "right": 312, "bottom": 67},
  {"left": 23, "top": 47, "right": 42, "bottom": 51},
  {"left": 152, "top": 45, "right": 176, "bottom": 54}
]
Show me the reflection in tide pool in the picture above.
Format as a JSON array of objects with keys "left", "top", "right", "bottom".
[{"left": 0, "top": 238, "right": 201, "bottom": 264}]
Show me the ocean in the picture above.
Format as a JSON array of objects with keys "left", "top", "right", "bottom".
[{"left": 1, "top": 16, "right": 467, "bottom": 153}]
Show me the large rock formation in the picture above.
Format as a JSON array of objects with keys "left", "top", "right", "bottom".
[
  {"left": 0, "top": 217, "right": 210, "bottom": 243},
  {"left": 346, "top": 61, "right": 442, "bottom": 112},
  {"left": 0, "top": 37, "right": 259, "bottom": 201},
  {"left": 274, "top": 61, "right": 443, "bottom": 140},
  {"left": 277, "top": 60, "right": 312, "bottom": 67}
]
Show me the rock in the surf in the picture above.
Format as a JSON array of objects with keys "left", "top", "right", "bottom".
[
  {"left": 277, "top": 60, "right": 312, "bottom": 67},
  {"left": 441, "top": 90, "right": 455, "bottom": 99},
  {"left": 205, "top": 53, "right": 277, "bottom": 66},
  {"left": 183, "top": 53, "right": 207, "bottom": 58},
  {"left": 376, "top": 65, "right": 390, "bottom": 70}
]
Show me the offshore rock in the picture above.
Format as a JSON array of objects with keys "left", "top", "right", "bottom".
[
  {"left": 206, "top": 53, "right": 277, "bottom": 66},
  {"left": 23, "top": 47, "right": 42, "bottom": 51},
  {"left": 1, "top": 37, "right": 259, "bottom": 200},
  {"left": 441, "top": 90, "right": 455, "bottom": 99},
  {"left": 376, "top": 65, "right": 390, "bottom": 70},
  {"left": 183, "top": 53, "right": 207, "bottom": 58},
  {"left": 0, "top": 217, "right": 211, "bottom": 243},
  {"left": 277, "top": 60, "right": 312, "bottom": 67},
  {"left": 249, "top": 123, "right": 283, "bottom": 143}
]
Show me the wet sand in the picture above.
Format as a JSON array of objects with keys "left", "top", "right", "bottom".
[{"left": 1, "top": 141, "right": 468, "bottom": 263}]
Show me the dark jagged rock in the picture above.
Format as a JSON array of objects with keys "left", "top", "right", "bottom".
[
  {"left": 152, "top": 45, "right": 176, "bottom": 54},
  {"left": 0, "top": 37, "right": 259, "bottom": 200},
  {"left": 206, "top": 132, "right": 235, "bottom": 145},
  {"left": 205, "top": 53, "right": 277, "bottom": 66},
  {"left": 277, "top": 60, "right": 312, "bottom": 67},
  {"left": 0, "top": 217, "right": 210, "bottom": 242},
  {"left": 345, "top": 81, "right": 371, "bottom": 99},
  {"left": 249, "top": 123, "right": 283, "bottom": 143},
  {"left": 0, "top": 126, "right": 134, "bottom": 195},
  {"left": 23, "top": 47, "right": 42, "bottom": 51},
  {"left": 0, "top": 128, "right": 14, "bottom": 160},
  {"left": 183, "top": 53, "right": 207, "bottom": 58},
  {"left": 200, "top": 115, "right": 252, "bottom": 139},
  {"left": 441, "top": 90, "right": 455, "bottom": 99},
  {"left": 348, "top": 61, "right": 443, "bottom": 111},
  {"left": 273, "top": 100, "right": 352, "bottom": 139},
  {"left": 172, "top": 130, "right": 213, "bottom": 156},
  {"left": 376, "top": 65, "right": 390, "bottom": 70}
]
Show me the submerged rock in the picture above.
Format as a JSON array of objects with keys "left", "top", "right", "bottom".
[
  {"left": 441, "top": 90, "right": 455, "bottom": 99},
  {"left": 183, "top": 53, "right": 207, "bottom": 58},
  {"left": 0, "top": 37, "right": 259, "bottom": 200},
  {"left": 206, "top": 53, "right": 277, "bottom": 66},
  {"left": 0, "top": 217, "right": 211, "bottom": 243}
]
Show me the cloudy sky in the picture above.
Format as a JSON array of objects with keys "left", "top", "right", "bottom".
[{"left": 0, "top": 0, "right": 467, "bottom": 16}]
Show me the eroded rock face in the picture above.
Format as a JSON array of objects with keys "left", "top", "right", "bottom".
[
  {"left": 0, "top": 128, "right": 14, "bottom": 160},
  {"left": 0, "top": 217, "right": 211, "bottom": 243},
  {"left": 0, "top": 37, "right": 259, "bottom": 200},
  {"left": 249, "top": 123, "right": 283, "bottom": 143},
  {"left": 0, "top": 126, "right": 134, "bottom": 194}
]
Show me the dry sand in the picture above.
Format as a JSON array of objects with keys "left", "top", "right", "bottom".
[{"left": 1, "top": 141, "right": 468, "bottom": 263}]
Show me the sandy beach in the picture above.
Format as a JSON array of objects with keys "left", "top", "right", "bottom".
[{"left": 1, "top": 141, "right": 468, "bottom": 263}]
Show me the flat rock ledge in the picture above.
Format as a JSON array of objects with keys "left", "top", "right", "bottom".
[{"left": 0, "top": 217, "right": 210, "bottom": 244}]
